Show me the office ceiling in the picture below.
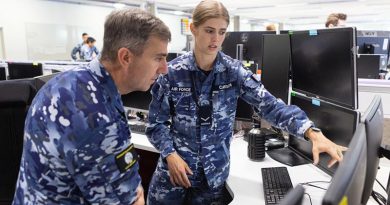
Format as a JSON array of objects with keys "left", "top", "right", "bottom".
[{"left": 52, "top": 0, "right": 390, "bottom": 29}]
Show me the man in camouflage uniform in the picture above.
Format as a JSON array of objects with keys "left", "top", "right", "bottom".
[
  {"left": 13, "top": 8, "right": 170, "bottom": 205},
  {"left": 71, "top": 33, "right": 89, "bottom": 61}
]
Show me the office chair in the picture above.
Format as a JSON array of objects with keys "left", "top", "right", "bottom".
[
  {"left": 0, "top": 79, "right": 36, "bottom": 204},
  {"left": 279, "top": 185, "right": 305, "bottom": 205}
]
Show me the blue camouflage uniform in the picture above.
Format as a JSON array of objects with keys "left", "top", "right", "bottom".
[
  {"left": 80, "top": 44, "right": 99, "bottom": 61},
  {"left": 71, "top": 42, "right": 83, "bottom": 61},
  {"left": 13, "top": 58, "right": 141, "bottom": 204},
  {"left": 146, "top": 51, "right": 314, "bottom": 204}
]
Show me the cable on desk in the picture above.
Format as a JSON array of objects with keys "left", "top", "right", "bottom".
[
  {"left": 299, "top": 181, "right": 330, "bottom": 191},
  {"left": 371, "top": 190, "right": 386, "bottom": 205},
  {"left": 304, "top": 193, "right": 313, "bottom": 205},
  {"left": 375, "top": 178, "right": 387, "bottom": 192},
  {"left": 368, "top": 178, "right": 388, "bottom": 205}
]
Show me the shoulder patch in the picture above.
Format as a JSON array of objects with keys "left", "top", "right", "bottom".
[{"left": 115, "top": 144, "right": 138, "bottom": 173}]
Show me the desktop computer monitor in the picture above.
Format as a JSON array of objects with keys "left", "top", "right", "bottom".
[
  {"left": 361, "top": 96, "right": 383, "bottom": 205},
  {"left": 235, "top": 96, "right": 254, "bottom": 122},
  {"left": 290, "top": 27, "right": 358, "bottom": 109},
  {"left": 0, "top": 66, "right": 6, "bottom": 80},
  {"left": 34, "top": 73, "right": 59, "bottom": 90},
  {"left": 121, "top": 87, "right": 152, "bottom": 112},
  {"left": 222, "top": 31, "right": 276, "bottom": 65},
  {"left": 356, "top": 54, "right": 381, "bottom": 79},
  {"left": 261, "top": 34, "right": 290, "bottom": 104},
  {"left": 166, "top": 53, "right": 179, "bottom": 62},
  {"left": 357, "top": 36, "right": 389, "bottom": 55},
  {"left": 222, "top": 31, "right": 275, "bottom": 121},
  {"left": 8, "top": 62, "right": 43, "bottom": 80},
  {"left": 288, "top": 94, "right": 359, "bottom": 175},
  {"left": 322, "top": 124, "right": 367, "bottom": 205}
]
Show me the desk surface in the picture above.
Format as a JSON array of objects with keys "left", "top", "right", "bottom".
[{"left": 131, "top": 133, "right": 390, "bottom": 205}]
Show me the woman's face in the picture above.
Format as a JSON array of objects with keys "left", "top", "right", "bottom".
[{"left": 191, "top": 17, "right": 228, "bottom": 56}]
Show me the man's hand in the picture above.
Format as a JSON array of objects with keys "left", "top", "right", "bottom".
[
  {"left": 305, "top": 128, "right": 348, "bottom": 168},
  {"left": 132, "top": 185, "right": 144, "bottom": 205},
  {"left": 166, "top": 152, "right": 193, "bottom": 188}
]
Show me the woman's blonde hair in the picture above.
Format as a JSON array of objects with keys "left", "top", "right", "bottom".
[{"left": 192, "top": 0, "right": 230, "bottom": 27}]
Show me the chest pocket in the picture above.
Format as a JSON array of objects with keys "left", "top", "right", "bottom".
[
  {"left": 213, "top": 84, "right": 238, "bottom": 114},
  {"left": 170, "top": 91, "right": 196, "bottom": 116}
]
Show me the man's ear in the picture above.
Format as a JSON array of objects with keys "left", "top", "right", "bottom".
[{"left": 117, "top": 47, "right": 133, "bottom": 67}]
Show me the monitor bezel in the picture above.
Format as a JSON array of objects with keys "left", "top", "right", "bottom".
[
  {"left": 290, "top": 27, "right": 358, "bottom": 110},
  {"left": 288, "top": 93, "right": 360, "bottom": 176}
]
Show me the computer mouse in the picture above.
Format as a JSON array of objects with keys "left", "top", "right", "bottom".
[{"left": 265, "top": 139, "right": 285, "bottom": 150}]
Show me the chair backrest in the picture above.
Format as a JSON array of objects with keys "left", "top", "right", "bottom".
[{"left": 0, "top": 79, "right": 36, "bottom": 203}]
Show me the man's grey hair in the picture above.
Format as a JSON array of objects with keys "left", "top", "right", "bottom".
[{"left": 101, "top": 8, "right": 171, "bottom": 61}]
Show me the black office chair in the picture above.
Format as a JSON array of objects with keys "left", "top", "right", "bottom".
[
  {"left": 279, "top": 185, "right": 305, "bottom": 205},
  {"left": 0, "top": 79, "right": 36, "bottom": 204}
]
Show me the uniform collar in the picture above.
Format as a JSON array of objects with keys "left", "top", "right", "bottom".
[
  {"left": 188, "top": 51, "right": 227, "bottom": 74},
  {"left": 87, "top": 57, "right": 123, "bottom": 110}
]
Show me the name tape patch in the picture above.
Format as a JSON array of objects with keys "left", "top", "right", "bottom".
[{"left": 171, "top": 87, "right": 192, "bottom": 92}]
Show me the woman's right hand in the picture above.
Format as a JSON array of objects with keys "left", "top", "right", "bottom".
[{"left": 166, "top": 152, "right": 193, "bottom": 188}]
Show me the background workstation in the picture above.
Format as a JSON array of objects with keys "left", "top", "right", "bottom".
[{"left": 1, "top": 0, "right": 390, "bottom": 205}]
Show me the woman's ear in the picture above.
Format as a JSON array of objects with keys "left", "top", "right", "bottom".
[
  {"left": 190, "top": 23, "right": 196, "bottom": 36},
  {"left": 117, "top": 47, "right": 133, "bottom": 67}
]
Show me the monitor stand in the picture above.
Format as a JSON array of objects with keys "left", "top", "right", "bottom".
[{"left": 267, "top": 147, "right": 309, "bottom": 166}]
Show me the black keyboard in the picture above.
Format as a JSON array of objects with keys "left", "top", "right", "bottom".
[
  {"left": 129, "top": 123, "right": 146, "bottom": 134},
  {"left": 261, "top": 167, "right": 293, "bottom": 205}
]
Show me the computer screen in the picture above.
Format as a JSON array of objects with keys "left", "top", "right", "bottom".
[
  {"left": 361, "top": 96, "right": 383, "bottom": 205},
  {"left": 8, "top": 62, "right": 43, "bottom": 80},
  {"left": 290, "top": 27, "right": 358, "bottom": 109},
  {"left": 356, "top": 54, "right": 380, "bottom": 79},
  {"left": 34, "top": 73, "right": 59, "bottom": 90},
  {"left": 121, "top": 87, "right": 152, "bottom": 112},
  {"left": 167, "top": 53, "right": 179, "bottom": 63},
  {"left": 322, "top": 124, "right": 367, "bottom": 205},
  {"left": 288, "top": 94, "right": 359, "bottom": 175},
  {"left": 222, "top": 31, "right": 275, "bottom": 121},
  {"left": 0, "top": 66, "right": 6, "bottom": 80},
  {"left": 222, "top": 31, "right": 276, "bottom": 65},
  {"left": 357, "top": 36, "right": 389, "bottom": 55},
  {"left": 261, "top": 34, "right": 290, "bottom": 104}
]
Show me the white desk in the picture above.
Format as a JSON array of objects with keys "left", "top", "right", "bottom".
[{"left": 131, "top": 133, "right": 390, "bottom": 205}]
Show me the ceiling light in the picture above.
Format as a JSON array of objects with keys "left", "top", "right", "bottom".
[
  {"left": 113, "top": 3, "right": 125, "bottom": 9},
  {"left": 173, "top": 11, "right": 185, "bottom": 15}
]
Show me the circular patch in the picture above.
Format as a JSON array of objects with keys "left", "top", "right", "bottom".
[{"left": 124, "top": 152, "right": 133, "bottom": 164}]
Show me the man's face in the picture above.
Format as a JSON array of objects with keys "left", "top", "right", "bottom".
[
  {"left": 82, "top": 35, "right": 89, "bottom": 42},
  {"left": 337, "top": 20, "right": 346, "bottom": 27},
  {"left": 87, "top": 42, "right": 95, "bottom": 48},
  {"left": 126, "top": 36, "right": 168, "bottom": 92}
]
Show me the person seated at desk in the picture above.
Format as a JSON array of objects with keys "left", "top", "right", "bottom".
[{"left": 145, "top": 1, "right": 347, "bottom": 204}]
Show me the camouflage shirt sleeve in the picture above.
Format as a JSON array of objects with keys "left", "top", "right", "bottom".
[
  {"left": 237, "top": 65, "right": 314, "bottom": 138},
  {"left": 146, "top": 75, "right": 176, "bottom": 158}
]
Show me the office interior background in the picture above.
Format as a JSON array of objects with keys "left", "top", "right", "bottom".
[
  {"left": 0, "top": 0, "right": 389, "bottom": 137},
  {"left": 1, "top": 0, "right": 390, "bottom": 61},
  {"left": 1, "top": 0, "right": 390, "bottom": 204}
]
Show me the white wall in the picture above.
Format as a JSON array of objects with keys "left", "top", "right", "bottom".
[
  {"left": 158, "top": 13, "right": 187, "bottom": 53},
  {"left": 0, "top": 0, "right": 186, "bottom": 61}
]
